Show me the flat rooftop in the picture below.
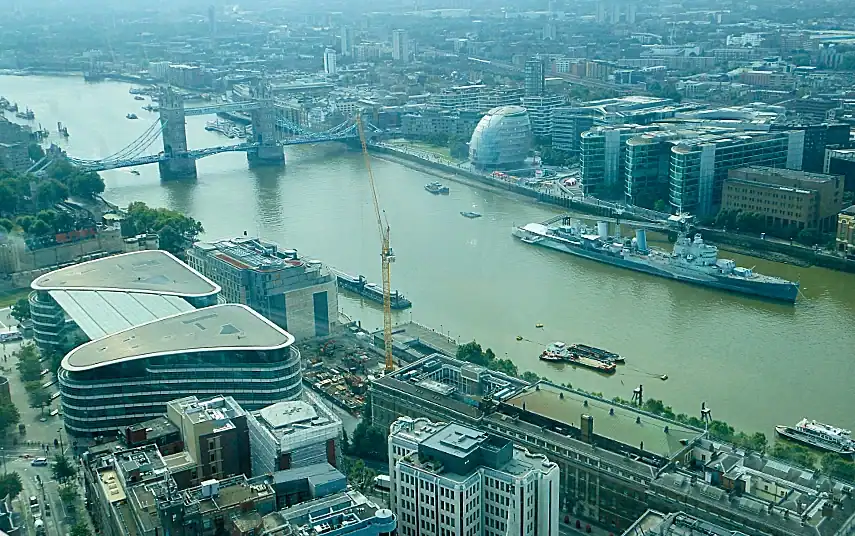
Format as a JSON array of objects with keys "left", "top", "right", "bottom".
[
  {"left": 62, "top": 304, "right": 294, "bottom": 372},
  {"left": 32, "top": 250, "right": 220, "bottom": 298},
  {"left": 259, "top": 401, "right": 319, "bottom": 429},
  {"left": 421, "top": 423, "right": 488, "bottom": 458},
  {"left": 733, "top": 165, "right": 839, "bottom": 183},
  {"left": 50, "top": 289, "right": 194, "bottom": 340},
  {"left": 504, "top": 383, "right": 700, "bottom": 459}
]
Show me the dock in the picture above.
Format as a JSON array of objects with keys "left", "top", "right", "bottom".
[{"left": 370, "top": 321, "right": 459, "bottom": 364}]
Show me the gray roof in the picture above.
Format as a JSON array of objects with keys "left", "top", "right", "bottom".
[
  {"left": 50, "top": 290, "right": 194, "bottom": 340},
  {"left": 32, "top": 250, "right": 220, "bottom": 298},
  {"left": 62, "top": 304, "right": 294, "bottom": 372}
]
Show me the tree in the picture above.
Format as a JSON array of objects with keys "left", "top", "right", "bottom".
[
  {"left": 156, "top": 224, "right": 183, "bottom": 256},
  {"left": 0, "top": 181, "right": 17, "bottom": 215},
  {"left": 0, "top": 473, "right": 23, "bottom": 500},
  {"left": 52, "top": 454, "right": 76, "bottom": 483},
  {"left": 58, "top": 483, "right": 79, "bottom": 510},
  {"left": 653, "top": 199, "right": 668, "bottom": 213},
  {"left": 0, "top": 218, "right": 13, "bottom": 232},
  {"left": 47, "top": 349, "right": 65, "bottom": 377},
  {"left": 349, "top": 419, "right": 389, "bottom": 462},
  {"left": 520, "top": 371, "right": 540, "bottom": 383},
  {"left": 15, "top": 215, "right": 34, "bottom": 233},
  {"left": 26, "top": 382, "right": 51, "bottom": 415},
  {"left": 456, "top": 341, "right": 490, "bottom": 367},
  {"left": 15, "top": 344, "right": 43, "bottom": 382},
  {"left": 27, "top": 143, "right": 45, "bottom": 163},
  {"left": 10, "top": 298, "right": 30, "bottom": 322},
  {"left": 29, "top": 219, "right": 52, "bottom": 237},
  {"left": 34, "top": 179, "right": 69, "bottom": 208},
  {"left": 67, "top": 171, "right": 105, "bottom": 199},
  {"left": 123, "top": 202, "right": 204, "bottom": 257},
  {"left": 0, "top": 404, "right": 21, "bottom": 439},
  {"left": 69, "top": 521, "right": 92, "bottom": 536}
]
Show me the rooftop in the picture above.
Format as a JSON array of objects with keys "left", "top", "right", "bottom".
[
  {"left": 62, "top": 304, "right": 294, "bottom": 372},
  {"left": 732, "top": 166, "right": 840, "bottom": 184},
  {"left": 259, "top": 401, "right": 320, "bottom": 429},
  {"left": 125, "top": 416, "right": 180, "bottom": 444},
  {"left": 503, "top": 383, "right": 700, "bottom": 459},
  {"left": 622, "top": 510, "right": 749, "bottom": 536},
  {"left": 32, "top": 250, "right": 220, "bottom": 297},
  {"left": 49, "top": 289, "right": 194, "bottom": 340}
]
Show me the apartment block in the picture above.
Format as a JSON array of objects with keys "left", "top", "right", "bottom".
[
  {"left": 722, "top": 167, "right": 843, "bottom": 232},
  {"left": 836, "top": 205, "right": 855, "bottom": 254},
  {"left": 389, "top": 417, "right": 559, "bottom": 536},
  {"left": 552, "top": 107, "right": 597, "bottom": 157},
  {"left": 522, "top": 94, "right": 565, "bottom": 138}
]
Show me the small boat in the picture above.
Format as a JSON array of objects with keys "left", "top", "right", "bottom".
[
  {"left": 776, "top": 419, "right": 855, "bottom": 456},
  {"left": 516, "top": 336, "right": 523, "bottom": 341},
  {"left": 535, "top": 323, "right": 544, "bottom": 328},
  {"left": 129, "top": 170, "right": 140, "bottom": 176},
  {"left": 425, "top": 181, "right": 450, "bottom": 194},
  {"left": 126, "top": 113, "right": 138, "bottom": 120},
  {"left": 134, "top": 96, "right": 145, "bottom": 101},
  {"left": 460, "top": 211, "right": 482, "bottom": 219},
  {"left": 539, "top": 341, "right": 616, "bottom": 374},
  {"left": 571, "top": 343, "right": 625, "bottom": 364}
]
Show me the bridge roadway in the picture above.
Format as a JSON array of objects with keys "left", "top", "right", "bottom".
[{"left": 184, "top": 101, "right": 259, "bottom": 116}]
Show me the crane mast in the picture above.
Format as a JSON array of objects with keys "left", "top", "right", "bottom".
[{"left": 356, "top": 115, "right": 395, "bottom": 373}]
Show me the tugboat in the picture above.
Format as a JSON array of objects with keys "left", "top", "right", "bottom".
[
  {"left": 425, "top": 181, "right": 450, "bottom": 194},
  {"left": 539, "top": 342, "right": 616, "bottom": 374},
  {"left": 126, "top": 113, "right": 138, "bottom": 120},
  {"left": 776, "top": 419, "right": 855, "bottom": 456},
  {"left": 460, "top": 211, "right": 482, "bottom": 219}
]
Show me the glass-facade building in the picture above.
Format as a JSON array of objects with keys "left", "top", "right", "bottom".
[
  {"left": 59, "top": 304, "right": 301, "bottom": 436},
  {"left": 469, "top": 106, "right": 532, "bottom": 170}
]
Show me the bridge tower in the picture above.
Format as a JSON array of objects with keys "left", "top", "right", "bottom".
[
  {"left": 247, "top": 78, "right": 285, "bottom": 167},
  {"left": 158, "top": 86, "right": 197, "bottom": 180}
]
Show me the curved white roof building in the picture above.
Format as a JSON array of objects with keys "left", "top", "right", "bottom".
[{"left": 468, "top": 105, "right": 532, "bottom": 170}]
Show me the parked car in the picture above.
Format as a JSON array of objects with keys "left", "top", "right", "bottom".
[{"left": 31, "top": 457, "right": 48, "bottom": 467}]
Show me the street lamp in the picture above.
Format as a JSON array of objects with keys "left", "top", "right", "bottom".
[{"left": 57, "top": 428, "right": 64, "bottom": 455}]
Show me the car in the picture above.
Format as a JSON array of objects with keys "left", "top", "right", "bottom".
[
  {"left": 28, "top": 496, "right": 38, "bottom": 508},
  {"left": 31, "top": 458, "right": 48, "bottom": 467},
  {"left": 0, "top": 331, "right": 22, "bottom": 343}
]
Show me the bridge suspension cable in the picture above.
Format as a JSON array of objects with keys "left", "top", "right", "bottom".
[{"left": 68, "top": 120, "right": 165, "bottom": 166}]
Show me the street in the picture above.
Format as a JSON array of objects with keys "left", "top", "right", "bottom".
[{"left": 7, "top": 455, "right": 72, "bottom": 536}]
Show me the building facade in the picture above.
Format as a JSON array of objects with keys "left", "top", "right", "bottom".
[
  {"left": 389, "top": 417, "right": 559, "bottom": 536},
  {"left": 469, "top": 106, "right": 532, "bottom": 170},
  {"left": 669, "top": 130, "right": 805, "bottom": 216},
  {"left": 722, "top": 167, "right": 843, "bottom": 232},
  {"left": 581, "top": 125, "right": 659, "bottom": 197},
  {"left": 392, "top": 29, "right": 410, "bottom": 63},
  {"left": 524, "top": 59, "right": 545, "bottom": 97},
  {"left": 59, "top": 304, "right": 301, "bottom": 436},
  {"left": 187, "top": 237, "right": 338, "bottom": 341},
  {"left": 552, "top": 108, "right": 598, "bottom": 158},
  {"left": 246, "top": 390, "right": 343, "bottom": 476},
  {"left": 522, "top": 95, "right": 565, "bottom": 138},
  {"left": 324, "top": 49, "right": 338, "bottom": 75}
]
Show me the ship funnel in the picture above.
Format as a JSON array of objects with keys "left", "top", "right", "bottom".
[
  {"left": 597, "top": 221, "right": 609, "bottom": 240},
  {"left": 635, "top": 229, "right": 648, "bottom": 252}
]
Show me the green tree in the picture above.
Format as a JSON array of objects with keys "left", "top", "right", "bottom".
[
  {"left": 821, "top": 453, "right": 855, "bottom": 483},
  {"left": 27, "top": 143, "right": 45, "bottom": 163},
  {"left": 34, "top": 179, "right": 69, "bottom": 208},
  {"left": 67, "top": 171, "right": 105, "bottom": 198},
  {"left": 52, "top": 454, "right": 76, "bottom": 483},
  {"left": 0, "top": 218, "right": 13, "bottom": 232},
  {"left": 349, "top": 420, "right": 389, "bottom": 462},
  {"left": 69, "top": 521, "right": 92, "bottom": 536},
  {"left": 123, "top": 202, "right": 204, "bottom": 257},
  {"left": 29, "top": 219, "right": 51, "bottom": 236},
  {"left": 58, "top": 483, "right": 79, "bottom": 510},
  {"left": 10, "top": 298, "right": 30, "bottom": 322},
  {"left": 456, "top": 341, "right": 490, "bottom": 366},
  {"left": 0, "top": 404, "right": 21, "bottom": 440},
  {"left": 0, "top": 472, "right": 23, "bottom": 499},
  {"left": 46, "top": 349, "right": 65, "bottom": 376},
  {"left": 25, "top": 382, "right": 51, "bottom": 415},
  {"left": 0, "top": 181, "right": 18, "bottom": 215},
  {"left": 653, "top": 199, "right": 668, "bottom": 213},
  {"left": 520, "top": 371, "right": 540, "bottom": 383},
  {"left": 15, "top": 215, "right": 35, "bottom": 233},
  {"left": 15, "top": 344, "right": 42, "bottom": 382}
]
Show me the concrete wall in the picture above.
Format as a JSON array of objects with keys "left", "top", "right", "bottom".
[{"left": 283, "top": 279, "right": 338, "bottom": 341}]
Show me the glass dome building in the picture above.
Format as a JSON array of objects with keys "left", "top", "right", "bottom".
[{"left": 469, "top": 105, "right": 532, "bottom": 170}]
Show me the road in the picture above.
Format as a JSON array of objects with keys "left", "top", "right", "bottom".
[{"left": 7, "top": 455, "right": 71, "bottom": 536}]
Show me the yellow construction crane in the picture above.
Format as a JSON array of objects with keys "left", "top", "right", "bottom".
[{"left": 356, "top": 115, "right": 396, "bottom": 373}]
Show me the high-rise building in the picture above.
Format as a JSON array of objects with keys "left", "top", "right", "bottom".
[
  {"left": 341, "top": 26, "right": 355, "bottom": 57},
  {"left": 524, "top": 59, "right": 545, "bottom": 97},
  {"left": 388, "top": 417, "right": 559, "bottom": 536},
  {"left": 581, "top": 125, "right": 659, "bottom": 197},
  {"left": 324, "top": 48, "right": 338, "bottom": 75},
  {"left": 392, "top": 29, "right": 410, "bottom": 63},
  {"left": 552, "top": 107, "right": 598, "bottom": 158},
  {"left": 207, "top": 5, "right": 216, "bottom": 36},
  {"left": 187, "top": 237, "right": 338, "bottom": 341},
  {"left": 669, "top": 130, "right": 805, "bottom": 216}
]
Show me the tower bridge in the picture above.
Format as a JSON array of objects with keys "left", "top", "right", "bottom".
[{"left": 66, "top": 79, "right": 375, "bottom": 179}]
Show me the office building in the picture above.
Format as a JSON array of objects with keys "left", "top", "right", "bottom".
[
  {"left": 370, "top": 354, "right": 855, "bottom": 535},
  {"left": 825, "top": 147, "right": 855, "bottom": 191},
  {"left": 392, "top": 29, "right": 410, "bottom": 63},
  {"left": 552, "top": 107, "right": 598, "bottom": 158},
  {"left": 29, "top": 250, "right": 220, "bottom": 353},
  {"left": 669, "top": 130, "right": 805, "bottom": 216},
  {"left": 324, "top": 49, "right": 337, "bottom": 75},
  {"left": 246, "top": 390, "right": 343, "bottom": 476},
  {"left": 522, "top": 94, "right": 565, "bottom": 138},
  {"left": 341, "top": 27, "right": 354, "bottom": 57},
  {"left": 84, "top": 444, "right": 278, "bottom": 536},
  {"left": 524, "top": 59, "right": 545, "bottom": 97},
  {"left": 581, "top": 125, "right": 659, "bottom": 197},
  {"left": 771, "top": 123, "right": 850, "bottom": 173},
  {"left": 389, "top": 417, "right": 559, "bottom": 536},
  {"left": 401, "top": 108, "right": 482, "bottom": 140},
  {"left": 836, "top": 205, "right": 855, "bottom": 254},
  {"left": 269, "top": 463, "right": 347, "bottom": 508},
  {"left": 164, "top": 396, "right": 251, "bottom": 486},
  {"left": 187, "top": 237, "right": 338, "bottom": 340},
  {"left": 625, "top": 130, "right": 687, "bottom": 207},
  {"left": 263, "top": 490, "right": 396, "bottom": 536},
  {"left": 59, "top": 304, "right": 301, "bottom": 436},
  {"left": 722, "top": 167, "right": 843, "bottom": 232},
  {"left": 469, "top": 106, "right": 532, "bottom": 170}
]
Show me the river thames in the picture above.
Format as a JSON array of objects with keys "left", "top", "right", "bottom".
[{"left": 2, "top": 74, "right": 853, "bottom": 436}]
